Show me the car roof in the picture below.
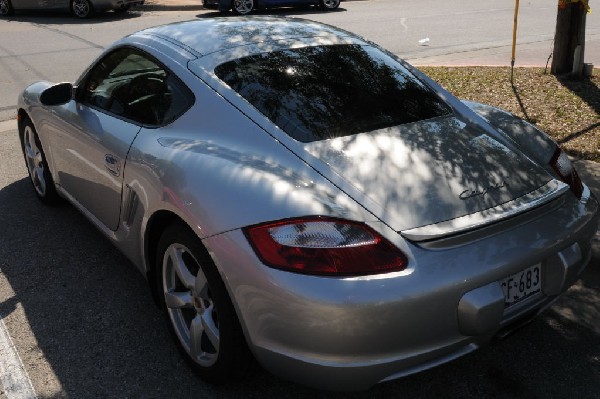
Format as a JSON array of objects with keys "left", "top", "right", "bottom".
[{"left": 132, "top": 17, "right": 359, "bottom": 57}]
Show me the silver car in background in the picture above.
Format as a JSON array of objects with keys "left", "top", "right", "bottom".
[
  {"left": 0, "top": 0, "right": 144, "bottom": 18},
  {"left": 16, "top": 17, "right": 599, "bottom": 391}
]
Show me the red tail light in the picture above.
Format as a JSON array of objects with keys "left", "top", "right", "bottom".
[
  {"left": 244, "top": 217, "right": 408, "bottom": 276},
  {"left": 549, "top": 147, "right": 583, "bottom": 199}
]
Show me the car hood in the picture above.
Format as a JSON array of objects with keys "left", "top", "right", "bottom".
[{"left": 303, "top": 115, "right": 560, "bottom": 236}]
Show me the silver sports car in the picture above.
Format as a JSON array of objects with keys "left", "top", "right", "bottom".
[{"left": 17, "top": 17, "right": 599, "bottom": 391}]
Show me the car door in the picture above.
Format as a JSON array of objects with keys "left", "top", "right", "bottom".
[
  {"left": 48, "top": 47, "right": 174, "bottom": 231},
  {"left": 18, "top": 0, "right": 42, "bottom": 9},
  {"left": 23, "top": 0, "right": 64, "bottom": 9}
]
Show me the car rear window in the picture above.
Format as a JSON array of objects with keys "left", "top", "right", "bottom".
[{"left": 214, "top": 44, "right": 451, "bottom": 142}]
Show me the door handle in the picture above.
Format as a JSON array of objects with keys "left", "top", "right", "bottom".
[{"left": 104, "top": 154, "right": 121, "bottom": 177}]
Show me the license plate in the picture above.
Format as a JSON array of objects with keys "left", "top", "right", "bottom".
[{"left": 500, "top": 264, "right": 542, "bottom": 307}]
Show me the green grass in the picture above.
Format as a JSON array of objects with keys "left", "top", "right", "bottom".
[{"left": 419, "top": 66, "right": 600, "bottom": 161}]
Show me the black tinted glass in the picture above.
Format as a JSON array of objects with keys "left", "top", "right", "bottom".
[{"left": 215, "top": 45, "right": 451, "bottom": 142}]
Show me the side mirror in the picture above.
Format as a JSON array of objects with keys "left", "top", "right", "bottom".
[{"left": 40, "top": 82, "right": 74, "bottom": 106}]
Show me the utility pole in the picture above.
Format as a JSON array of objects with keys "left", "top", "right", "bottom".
[{"left": 551, "top": 0, "right": 589, "bottom": 76}]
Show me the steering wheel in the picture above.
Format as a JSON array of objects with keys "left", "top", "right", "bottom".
[{"left": 127, "top": 74, "right": 165, "bottom": 100}]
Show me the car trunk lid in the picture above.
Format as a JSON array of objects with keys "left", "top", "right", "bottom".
[{"left": 303, "top": 115, "right": 561, "bottom": 236}]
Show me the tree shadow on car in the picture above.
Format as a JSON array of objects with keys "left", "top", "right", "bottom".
[{"left": 3, "top": 9, "right": 143, "bottom": 25}]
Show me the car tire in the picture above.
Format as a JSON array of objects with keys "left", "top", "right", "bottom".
[
  {"left": 0, "top": 0, "right": 13, "bottom": 16},
  {"left": 19, "top": 117, "right": 61, "bottom": 205},
  {"left": 320, "top": 0, "right": 340, "bottom": 10},
  {"left": 232, "top": 0, "right": 253, "bottom": 15},
  {"left": 71, "top": 0, "right": 93, "bottom": 18},
  {"left": 156, "top": 222, "right": 251, "bottom": 384}
]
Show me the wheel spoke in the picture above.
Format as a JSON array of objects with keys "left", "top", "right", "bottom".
[
  {"left": 26, "top": 132, "right": 37, "bottom": 155},
  {"left": 201, "top": 305, "right": 220, "bottom": 351},
  {"left": 25, "top": 129, "right": 32, "bottom": 146},
  {"left": 168, "top": 246, "right": 195, "bottom": 289},
  {"left": 24, "top": 146, "right": 36, "bottom": 170},
  {"left": 194, "top": 271, "right": 209, "bottom": 300},
  {"left": 35, "top": 166, "right": 46, "bottom": 194},
  {"left": 164, "top": 290, "right": 193, "bottom": 309},
  {"left": 189, "top": 314, "right": 205, "bottom": 360}
]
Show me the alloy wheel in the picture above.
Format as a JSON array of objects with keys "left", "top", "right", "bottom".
[
  {"left": 162, "top": 243, "right": 220, "bottom": 367},
  {"left": 72, "top": 0, "right": 91, "bottom": 18},
  {"left": 321, "top": 0, "right": 340, "bottom": 9},
  {"left": 233, "top": 0, "right": 253, "bottom": 15},
  {"left": 23, "top": 125, "right": 47, "bottom": 197},
  {"left": 0, "top": 0, "right": 12, "bottom": 15}
]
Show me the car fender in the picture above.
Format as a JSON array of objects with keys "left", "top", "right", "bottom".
[{"left": 17, "top": 82, "right": 63, "bottom": 178}]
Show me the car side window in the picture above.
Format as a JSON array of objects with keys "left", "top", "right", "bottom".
[{"left": 78, "top": 48, "right": 194, "bottom": 126}]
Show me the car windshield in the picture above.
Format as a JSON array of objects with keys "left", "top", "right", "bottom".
[{"left": 215, "top": 44, "right": 451, "bottom": 142}]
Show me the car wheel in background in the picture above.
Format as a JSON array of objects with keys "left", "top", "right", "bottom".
[
  {"left": 71, "top": 0, "right": 93, "bottom": 18},
  {"left": 157, "top": 222, "right": 251, "bottom": 384},
  {"left": 232, "top": 0, "right": 253, "bottom": 15},
  {"left": 320, "top": 0, "right": 340, "bottom": 10},
  {"left": 19, "top": 117, "right": 61, "bottom": 205},
  {"left": 0, "top": 0, "right": 13, "bottom": 16}
]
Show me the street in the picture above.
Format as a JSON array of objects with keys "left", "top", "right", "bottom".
[
  {"left": 1, "top": 0, "right": 599, "bottom": 121},
  {"left": 1, "top": 1, "right": 600, "bottom": 397}
]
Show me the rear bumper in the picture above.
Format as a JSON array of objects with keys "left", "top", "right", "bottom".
[
  {"left": 252, "top": 239, "right": 594, "bottom": 391},
  {"left": 203, "top": 190, "right": 598, "bottom": 391}
]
